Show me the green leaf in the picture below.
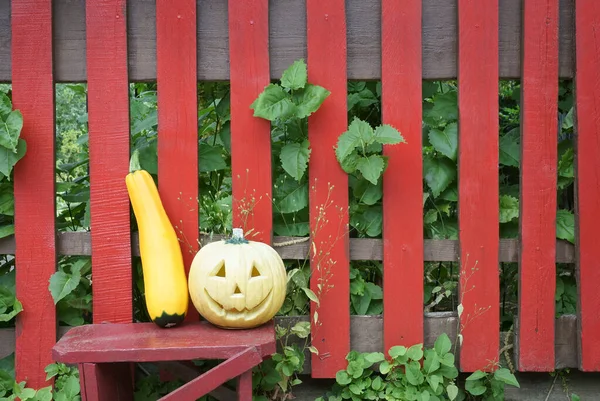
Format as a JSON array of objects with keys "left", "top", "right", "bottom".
[
  {"left": 302, "top": 287, "right": 320, "bottom": 306},
  {"left": 364, "top": 352, "right": 385, "bottom": 364},
  {"left": 427, "top": 374, "right": 441, "bottom": 392},
  {"left": 556, "top": 209, "right": 575, "bottom": 243},
  {"left": 295, "top": 84, "right": 331, "bottom": 119},
  {"left": 493, "top": 368, "right": 520, "bottom": 388},
  {"left": 356, "top": 155, "right": 385, "bottom": 185},
  {"left": 405, "top": 361, "right": 423, "bottom": 385},
  {"left": 466, "top": 370, "right": 487, "bottom": 381},
  {"left": 339, "top": 150, "right": 361, "bottom": 174},
  {"left": 0, "top": 138, "right": 26, "bottom": 179},
  {"left": 251, "top": 84, "right": 297, "bottom": 122},
  {"left": 0, "top": 94, "right": 12, "bottom": 119},
  {"left": 280, "top": 140, "right": 311, "bottom": 181},
  {"left": 373, "top": 124, "right": 405, "bottom": 145},
  {"left": 0, "top": 110, "right": 23, "bottom": 150},
  {"left": 423, "top": 156, "right": 456, "bottom": 197},
  {"left": 0, "top": 299, "right": 22, "bottom": 322},
  {"left": 434, "top": 333, "right": 452, "bottom": 356},
  {"left": 281, "top": 59, "right": 307, "bottom": 90},
  {"left": 336, "top": 118, "right": 374, "bottom": 162},
  {"left": 425, "top": 91, "right": 458, "bottom": 123},
  {"left": 199, "top": 143, "right": 227, "bottom": 172},
  {"left": 562, "top": 107, "right": 574, "bottom": 129},
  {"left": 499, "top": 195, "right": 519, "bottom": 223},
  {"left": 428, "top": 123, "right": 457, "bottom": 161},
  {"left": 60, "top": 375, "right": 80, "bottom": 400},
  {"left": 33, "top": 386, "right": 53, "bottom": 401},
  {"left": 352, "top": 179, "right": 382, "bottom": 206},
  {"left": 499, "top": 128, "right": 520, "bottom": 167},
  {"left": 274, "top": 176, "right": 308, "bottom": 213},
  {"left": 49, "top": 270, "right": 81, "bottom": 305},
  {"left": 558, "top": 147, "right": 574, "bottom": 178},
  {"left": 406, "top": 344, "right": 424, "bottom": 361},
  {"left": 388, "top": 346, "right": 407, "bottom": 359},
  {"left": 0, "top": 225, "right": 14, "bottom": 239},
  {"left": 336, "top": 371, "right": 352, "bottom": 386},
  {"left": 447, "top": 384, "right": 458, "bottom": 400}
]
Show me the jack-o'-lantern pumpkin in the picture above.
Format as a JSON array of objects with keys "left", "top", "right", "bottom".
[{"left": 188, "top": 228, "right": 287, "bottom": 329}]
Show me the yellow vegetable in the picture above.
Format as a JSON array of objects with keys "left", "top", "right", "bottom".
[
  {"left": 125, "top": 151, "right": 188, "bottom": 327},
  {"left": 188, "top": 228, "right": 287, "bottom": 329}
]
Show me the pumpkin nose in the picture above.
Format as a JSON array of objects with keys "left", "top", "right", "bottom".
[{"left": 234, "top": 285, "right": 242, "bottom": 295}]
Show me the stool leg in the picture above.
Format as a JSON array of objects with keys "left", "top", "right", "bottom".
[
  {"left": 237, "top": 370, "right": 253, "bottom": 401},
  {"left": 81, "top": 362, "right": 134, "bottom": 401}
]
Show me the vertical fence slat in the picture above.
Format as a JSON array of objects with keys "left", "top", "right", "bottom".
[
  {"left": 517, "top": 0, "right": 558, "bottom": 371},
  {"left": 307, "top": 0, "right": 350, "bottom": 377},
  {"left": 156, "top": 0, "right": 199, "bottom": 320},
  {"left": 575, "top": 0, "right": 600, "bottom": 372},
  {"left": 86, "top": 0, "right": 132, "bottom": 324},
  {"left": 381, "top": 0, "right": 423, "bottom": 352},
  {"left": 457, "top": 0, "right": 500, "bottom": 371},
  {"left": 228, "top": 0, "right": 272, "bottom": 243},
  {"left": 11, "top": 0, "right": 56, "bottom": 387}
]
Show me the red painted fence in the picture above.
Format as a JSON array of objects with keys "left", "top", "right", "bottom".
[{"left": 4, "top": 0, "right": 600, "bottom": 386}]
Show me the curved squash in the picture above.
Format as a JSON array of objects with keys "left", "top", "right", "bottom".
[{"left": 125, "top": 151, "right": 188, "bottom": 327}]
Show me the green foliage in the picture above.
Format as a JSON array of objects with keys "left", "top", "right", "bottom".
[{"left": 464, "top": 368, "right": 520, "bottom": 401}]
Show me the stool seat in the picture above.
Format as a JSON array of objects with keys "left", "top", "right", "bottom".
[{"left": 52, "top": 320, "right": 276, "bottom": 401}]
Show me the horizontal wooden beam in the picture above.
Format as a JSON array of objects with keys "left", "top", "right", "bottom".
[
  {"left": 0, "top": 314, "right": 579, "bottom": 371},
  {"left": 0, "top": 232, "right": 576, "bottom": 263},
  {"left": 0, "top": 0, "right": 575, "bottom": 82}
]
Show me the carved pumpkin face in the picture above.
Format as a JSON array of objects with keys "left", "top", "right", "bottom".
[{"left": 188, "top": 229, "right": 287, "bottom": 329}]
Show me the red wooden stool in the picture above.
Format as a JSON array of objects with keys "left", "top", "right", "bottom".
[{"left": 52, "top": 320, "right": 276, "bottom": 401}]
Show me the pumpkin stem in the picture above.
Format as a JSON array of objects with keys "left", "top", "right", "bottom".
[
  {"left": 226, "top": 228, "right": 249, "bottom": 244},
  {"left": 129, "top": 148, "right": 142, "bottom": 173}
]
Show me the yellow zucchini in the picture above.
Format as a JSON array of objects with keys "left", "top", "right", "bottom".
[{"left": 125, "top": 151, "right": 188, "bottom": 327}]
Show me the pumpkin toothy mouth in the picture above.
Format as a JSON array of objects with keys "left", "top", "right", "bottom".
[{"left": 204, "top": 288, "right": 274, "bottom": 321}]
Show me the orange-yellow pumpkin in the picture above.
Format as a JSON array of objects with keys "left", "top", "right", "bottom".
[{"left": 188, "top": 228, "right": 287, "bottom": 329}]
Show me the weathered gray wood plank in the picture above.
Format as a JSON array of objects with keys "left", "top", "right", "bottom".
[
  {"left": 1, "top": 315, "right": 577, "bottom": 371},
  {"left": 0, "top": 232, "right": 576, "bottom": 263},
  {"left": 0, "top": 0, "right": 575, "bottom": 82}
]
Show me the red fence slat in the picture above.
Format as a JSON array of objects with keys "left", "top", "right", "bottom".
[
  {"left": 381, "top": 0, "right": 423, "bottom": 352},
  {"left": 457, "top": 0, "right": 500, "bottom": 371},
  {"left": 307, "top": 0, "right": 350, "bottom": 377},
  {"left": 86, "top": 0, "right": 132, "bottom": 324},
  {"left": 228, "top": 0, "right": 272, "bottom": 243},
  {"left": 517, "top": 0, "right": 559, "bottom": 371},
  {"left": 11, "top": 0, "right": 56, "bottom": 387},
  {"left": 575, "top": 0, "right": 600, "bottom": 372},
  {"left": 156, "top": 0, "right": 199, "bottom": 320}
]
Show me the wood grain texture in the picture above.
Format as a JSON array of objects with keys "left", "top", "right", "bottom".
[
  {"left": 52, "top": 320, "right": 276, "bottom": 363},
  {"left": 457, "top": 0, "right": 500, "bottom": 372},
  {"left": 574, "top": 0, "right": 600, "bottom": 372},
  {"left": 0, "top": 0, "right": 576, "bottom": 82},
  {"left": 517, "top": 0, "right": 559, "bottom": 372},
  {"left": 0, "top": 232, "right": 577, "bottom": 263},
  {"left": 156, "top": 0, "right": 199, "bottom": 320},
  {"left": 306, "top": 0, "right": 351, "bottom": 378},
  {"left": 80, "top": 363, "right": 134, "bottom": 401},
  {"left": 11, "top": 0, "right": 57, "bottom": 388},
  {"left": 86, "top": 0, "right": 132, "bottom": 324},
  {"left": 161, "top": 348, "right": 261, "bottom": 401},
  {"left": 227, "top": 0, "right": 272, "bottom": 243},
  {"left": 381, "top": 0, "right": 423, "bottom": 353}
]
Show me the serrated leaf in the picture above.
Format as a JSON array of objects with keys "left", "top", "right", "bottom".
[
  {"left": 199, "top": 143, "right": 227, "bottom": 172},
  {"left": 425, "top": 91, "right": 458, "bottom": 123},
  {"left": 335, "top": 118, "right": 374, "bottom": 162},
  {"left": 556, "top": 209, "right": 574, "bottom": 244},
  {"left": 49, "top": 270, "right": 81, "bottom": 305},
  {"left": 0, "top": 138, "right": 26, "bottom": 179},
  {"left": 295, "top": 84, "right": 330, "bottom": 119},
  {"left": 0, "top": 110, "right": 23, "bottom": 150},
  {"left": 499, "top": 195, "right": 519, "bottom": 223},
  {"left": 356, "top": 155, "right": 385, "bottom": 185},
  {"left": 281, "top": 59, "right": 307, "bottom": 90},
  {"left": 429, "top": 123, "right": 457, "bottom": 161},
  {"left": 251, "top": 84, "right": 297, "bottom": 121},
  {"left": 423, "top": 156, "right": 456, "bottom": 197},
  {"left": 280, "top": 140, "right": 311, "bottom": 181},
  {"left": 373, "top": 124, "right": 405, "bottom": 145},
  {"left": 339, "top": 150, "right": 361, "bottom": 174}
]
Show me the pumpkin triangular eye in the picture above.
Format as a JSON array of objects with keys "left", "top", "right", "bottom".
[
  {"left": 216, "top": 264, "right": 226, "bottom": 277},
  {"left": 234, "top": 285, "right": 242, "bottom": 294},
  {"left": 251, "top": 266, "right": 261, "bottom": 277}
]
